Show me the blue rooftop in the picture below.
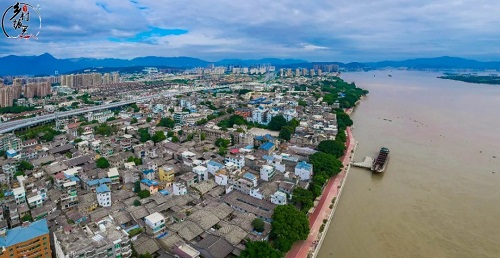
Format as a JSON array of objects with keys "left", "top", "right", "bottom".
[
  {"left": 143, "top": 169, "right": 155, "bottom": 175},
  {"left": 141, "top": 179, "right": 159, "bottom": 187},
  {"left": 96, "top": 184, "right": 110, "bottom": 193},
  {"left": 0, "top": 219, "right": 49, "bottom": 247},
  {"left": 255, "top": 134, "right": 274, "bottom": 142},
  {"left": 207, "top": 160, "right": 224, "bottom": 169},
  {"left": 86, "top": 178, "right": 112, "bottom": 186},
  {"left": 259, "top": 142, "right": 275, "bottom": 151},
  {"left": 243, "top": 172, "right": 256, "bottom": 181},
  {"left": 245, "top": 145, "right": 253, "bottom": 150},
  {"left": 262, "top": 155, "right": 274, "bottom": 161},
  {"left": 66, "top": 175, "right": 80, "bottom": 182},
  {"left": 159, "top": 190, "right": 170, "bottom": 195},
  {"left": 296, "top": 161, "right": 313, "bottom": 171}
]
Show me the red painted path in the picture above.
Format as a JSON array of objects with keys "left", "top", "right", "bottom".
[{"left": 286, "top": 127, "right": 355, "bottom": 258}]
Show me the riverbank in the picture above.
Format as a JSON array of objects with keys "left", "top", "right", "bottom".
[{"left": 285, "top": 127, "right": 357, "bottom": 258}]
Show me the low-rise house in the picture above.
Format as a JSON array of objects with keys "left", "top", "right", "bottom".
[
  {"left": 140, "top": 179, "right": 159, "bottom": 195},
  {"left": 144, "top": 212, "right": 166, "bottom": 238},
  {"left": 295, "top": 161, "right": 313, "bottom": 181},
  {"left": 96, "top": 184, "right": 111, "bottom": 207}
]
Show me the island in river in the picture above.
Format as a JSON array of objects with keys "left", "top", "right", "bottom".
[{"left": 438, "top": 73, "right": 500, "bottom": 85}]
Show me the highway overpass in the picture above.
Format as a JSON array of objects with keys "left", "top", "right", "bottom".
[{"left": 0, "top": 85, "right": 229, "bottom": 134}]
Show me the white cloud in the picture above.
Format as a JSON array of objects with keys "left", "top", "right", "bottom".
[{"left": 0, "top": 0, "right": 499, "bottom": 61}]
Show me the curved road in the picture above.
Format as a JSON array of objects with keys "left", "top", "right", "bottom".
[{"left": 0, "top": 86, "right": 228, "bottom": 134}]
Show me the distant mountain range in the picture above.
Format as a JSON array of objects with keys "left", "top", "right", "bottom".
[{"left": 0, "top": 53, "right": 499, "bottom": 76}]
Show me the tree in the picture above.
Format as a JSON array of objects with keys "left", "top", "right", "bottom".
[
  {"left": 279, "top": 126, "right": 294, "bottom": 141},
  {"left": 200, "top": 132, "right": 206, "bottom": 141},
  {"left": 226, "top": 107, "right": 235, "bottom": 113},
  {"left": 240, "top": 241, "right": 282, "bottom": 258},
  {"left": 152, "top": 131, "right": 166, "bottom": 143},
  {"left": 41, "top": 132, "right": 55, "bottom": 142},
  {"left": 138, "top": 190, "right": 151, "bottom": 199},
  {"left": 309, "top": 152, "right": 343, "bottom": 178},
  {"left": 317, "top": 140, "right": 346, "bottom": 158},
  {"left": 268, "top": 115, "right": 287, "bottom": 131},
  {"left": 138, "top": 128, "right": 151, "bottom": 142},
  {"left": 178, "top": 130, "right": 184, "bottom": 135},
  {"left": 252, "top": 218, "right": 265, "bottom": 233},
  {"left": 14, "top": 171, "right": 25, "bottom": 177},
  {"left": 21, "top": 214, "right": 33, "bottom": 222},
  {"left": 270, "top": 205, "right": 310, "bottom": 252},
  {"left": 292, "top": 188, "right": 314, "bottom": 212},
  {"left": 171, "top": 136, "right": 179, "bottom": 143},
  {"left": 131, "top": 118, "right": 138, "bottom": 124},
  {"left": 158, "top": 117, "right": 175, "bottom": 128},
  {"left": 146, "top": 117, "right": 152, "bottom": 123},
  {"left": 133, "top": 199, "right": 141, "bottom": 206},
  {"left": 95, "top": 123, "right": 113, "bottom": 136},
  {"left": 298, "top": 99, "right": 307, "bottom": 107},
  {"left": 215, "top": 138, "right": 230, "bottom": 148},
  {"left": 18, "top": 160, "right": 34, "bottom": 171},
  {"left": 134, "top": 180, "right": 141, "bottom": 193},
  {"left": 336, "top": 110, "right": 353, "bottom": 130},
  {"left": 96, "top": 157, "right": 110, "bottom": 169}
]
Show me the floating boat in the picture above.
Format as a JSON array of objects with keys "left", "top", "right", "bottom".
[{"left": 371, "top": 147, "right": 390, "bottom": 173}]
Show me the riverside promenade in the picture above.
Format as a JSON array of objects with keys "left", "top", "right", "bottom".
[{"left": 285, "top": 126, "right": 356, "bottom": 258}]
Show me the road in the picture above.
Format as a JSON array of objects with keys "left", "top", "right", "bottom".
[
  {"left": 286, "top": 127, "right": 355, "bottom": 258},
  {"left": 0, "top": 86, "right": 228, "bottom": 134}
]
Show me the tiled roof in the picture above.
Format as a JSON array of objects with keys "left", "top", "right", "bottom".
[
  {"left": 96, "top": 184, "right": 110, "bottom": 193},
  {"left": 0, "top": 219, "right": 49, "bottom": 247},
  {"left": 259, "top": 142, "right": 275, "bottom": 151}
]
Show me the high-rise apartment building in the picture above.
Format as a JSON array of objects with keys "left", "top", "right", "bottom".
[{"left": 0, "top": 219, "right": 52, "bottom": 258}]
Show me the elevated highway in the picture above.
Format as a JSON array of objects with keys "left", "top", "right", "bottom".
[{"left": 0, "top": 85, "right": 229, "bottom": 134}]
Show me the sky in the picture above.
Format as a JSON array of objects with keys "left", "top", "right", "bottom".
[{"left": 0, "top": 0, "right": 499, "bottom": 62}]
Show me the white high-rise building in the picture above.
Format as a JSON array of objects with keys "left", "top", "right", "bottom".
[{"left": 96, "top": 184, "right": 111, "bottom": 207}]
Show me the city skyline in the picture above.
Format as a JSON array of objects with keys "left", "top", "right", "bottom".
[{"left": 0, "top": 0, "right": 499, "bottom": 62}]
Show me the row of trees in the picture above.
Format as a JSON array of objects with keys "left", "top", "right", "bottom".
[
  {"left": 241, "top": 205, "right": 310, "bottom": 257},
  {"left": 292, "top": 130, "right": 347, "bottom": 212}
]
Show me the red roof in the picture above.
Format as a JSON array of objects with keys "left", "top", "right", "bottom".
[{"left": 230, "top": 149, "right": 239, "bottom": 154}]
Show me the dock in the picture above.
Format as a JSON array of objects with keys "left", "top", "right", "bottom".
[{"left": 352, "top": 156, "right": 374, "bottom": 169}]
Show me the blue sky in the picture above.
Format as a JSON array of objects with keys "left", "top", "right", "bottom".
[{"left": 0, "top": 0, "right": 499, "bottom": 62}]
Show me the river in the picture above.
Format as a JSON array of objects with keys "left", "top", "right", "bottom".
[{"left": 318, "top": 71, "right": 500, "bottom": 258}]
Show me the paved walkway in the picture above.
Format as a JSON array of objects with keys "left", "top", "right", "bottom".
[{"left": 286, "top": 127, "right": 355, "bottom": 258}]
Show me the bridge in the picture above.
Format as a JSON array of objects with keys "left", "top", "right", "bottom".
[
  {"left": 351, "top": 156, "right": 374, "bottom": 169},
  {"left": 0, "top": 85, "right": 230, "bottom": 134}
]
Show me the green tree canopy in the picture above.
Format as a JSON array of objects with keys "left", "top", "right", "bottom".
[
  {"left": 152, "top": 131, "right": 166, "bottom": 143},
  {"left": 252, "top": 218, "right": 265, "bottom": 233},
  {"left": 309, "top": 152, "right": 343, "bottom": 178},
  {"left": 138, "top": 190, "right": 151, "bottom": 199},
  {"left": 146, "top": 117, "right": 152, "bottom": 123},
  {"left": 292, "top": 187, "right": 314, "bottom": 213},
  {"left": 217, "top": 115, "right": 247, "bottom": 129},
  {"left": 270, "top": 205, "right": 310, "bottom": 252},
  {"left": 317, "top": 140, "right": 346, "bottom": 159},
  {"left": 131, "top": 118, "right": 138, "bottom": 124},
  {"left": 215, "top": 138, "right": 230, "bottom": 148},
  {"left": 138, "top": 128, "right": 151, "bottom": 142},
  {"left": 96, "top": 157, "right": 110, "bottom": 169},
  {"left": 240, "top": 241, "right": 282, "bottom": 258},
  {"left": 171, "top": 136, "right": 179, "bottom": 143},
  {"left": 268, "top": 115, "right": 287, "bottom": 131},
  {"left": 18, "top": 160, "right": 34, "bottom": 171},
  {"left": 94, "top": 123, "right": 113, "bottom": 136},
  {"left": 158, "top": 117, "right": 175, "bottom": 128},
  {"left": 336, "top": 110, "right": 353, "bottom": 130},
  {"left": 133, "top": 180, "right": 141, "bottom": 193},
  {"left": 279, "top": 126, "right": 294, "bottom": 141},
  {"left": 133, "top": 199, "right": 141, "bottom": 206}
]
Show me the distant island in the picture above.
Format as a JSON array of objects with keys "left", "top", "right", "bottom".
[{"left": 438, "top": 73, "right": 500, "bottom": 85}]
